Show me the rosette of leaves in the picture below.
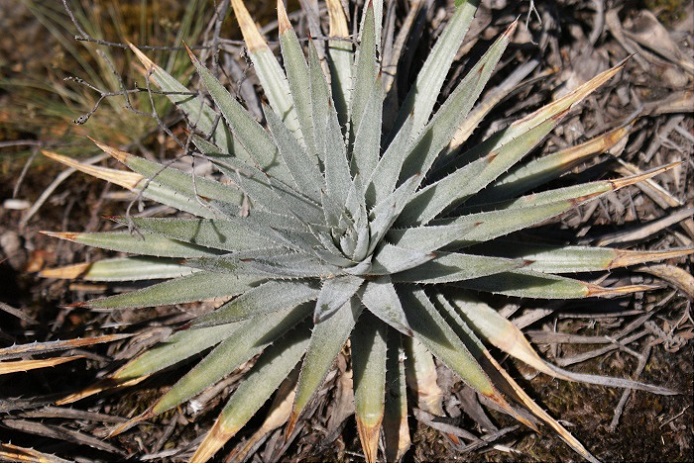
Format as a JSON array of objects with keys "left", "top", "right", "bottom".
[{"left": 41, "top": 0, "right": 689, "bottom": 461}]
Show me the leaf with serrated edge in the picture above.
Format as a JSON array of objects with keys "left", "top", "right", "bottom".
[
  {"left": 446, "top": 59, "right": 540, "bottom": 154},
  {"left": 370, "top": 243, "right": 436, "bottom": 275},
  {"left": 366, "top": 115, "right": 415, "bottom": 207},
  {"left": 114, "top": 322, "right": 241, "bottom": 380},
  {"left": 122, "top": 217, "right": 279, "bottom": 252},
  {"left": 188, "top": 46, "right": 294, "bottom": 186},
  {"left": 88, "top": 272, "right": 259, "bottom": 310},
  {"left": 454, "top": 269, "right": 656, "bottom": 299},
  {"left": 182, "top": 252, "right": 336, "bottom": 280},
  {"left": 399, "top": 22, "right": 517, "bottom": 183},
  {"left": 399, "top": 118, "right": 556, "bottom": 226},
  {"left": 477, "top": 163, "right": 679, "bottom": 211},
  {"left": 441, "top": 63, "right": 625, "bottom": 175},
  {"left": 265, "top": 105, "right": 323, "bottom": 202},
  {"left": 392, "top": 252, "right": 524, "bottom": 284},
  {"left": 479, "top": 124, "right": 633, "bottom": 203},
  {"left": 368, "top": 174, "right": 422, "bottom": 257},
  {"left": 192, "top": 322, "right": 311, "bottom": 462},
  {"left": 128, "top": 43, "right": 231, "bottom": 149},
  {"left": 242, "top": 254, "right": 341, "bottom": 279},
  {"left": 359, "top": 277, "right": 412, "bottom": 336},
  {"left": 39, "top": 257, "right": 197, "bottom": 282},
  {"left": 41, "top": 231, "right": 222, "bottom": 258},
  {"left": 351, "top": 313, "right": 387, "bottom": 463},
  {"left": 323, "top": 98, "right": 353, "bottom": 211},
  {"left": 289, "top": 298, "right": 362, "bottom": 433},
  {"left": 228, "top": 368, "right": 298, "bottom": 462},
  {"left": 208, "top": 154, "right": 324, "bottom": 224},
  {"left": 326, "top": 0, "right": 352, "bottom": 127},
  {"left": 478, "top": 241, "right": 694, "bottom": 274},
  {"left": 194, "top": 280, "right": 319, "bottom": 326},
  {"left": 391, "top": 0, "right": 478, "bottom": 138},
  {"left": 386, "top": 221, "right": 478, "bottom": 255},
  {"left": 390, "top": 168, "right": 670, "bottom": 252},
  {"left": 91, "top": 141, "right": 244, "bottom": 210},
  {"left": 399, "top": 288, "right": 533, "bottom": 429},
  {"left": 42, "top": 149, "right": 223, "bottom": 220},
  {"left": 314, "top": 275, "right": 364, "bottom": 322},
  {"left": 151, "top": 303, "right": 311, "bottom": 415},
  {"left": 350, "top": 3, "right": 377, "bottom": 147},
  {"left": 351, "top": 78, "right": 384, "bottom": 185},
  {"left": 230, "top": 0, "right": 300, "bottom": 137},
  {"left": 451, "top": 295, "right": 676, "bottom": 395},
  {"left": 307, "top": 42, "right": 329, "bottom": 164},
  {"left": 278, "top": 0, "right": 315, "bottom": 154}
]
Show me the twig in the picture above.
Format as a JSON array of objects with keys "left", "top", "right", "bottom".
[
  {"left": 0, "top": 302, "right": 38, "bottom": 325},
  {"left": 659, "top": 405, "right": 692, "bottom": 430},
  {"left": 13, "top": 147, "right": 40, "bottom": 199},
  {"left": 595, "top": 207, "right": 693, "bottom": 246},
  {"left": 608, "top": 343, "right": 652, "bottom": 432},
  {"left": 0, "top": 140, "right": 43, "bottom": 149},
  {"left": 59, "top": 0, "right": 218, "bottom": 51},
  {"left": 588, "top": 0, "right": 605, "bottom": 47},
  {"left": 459, "top": 426, "right": 520, "bottom": 454},
  {"left": 555, "top": 329, "right": 649, "bottom": 367}
]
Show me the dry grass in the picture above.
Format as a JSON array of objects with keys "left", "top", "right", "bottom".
[{"left": 1, "top": 0, "right": 692, "bottom": 461}]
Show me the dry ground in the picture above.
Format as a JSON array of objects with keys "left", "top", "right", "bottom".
[{"left": 1, "top": 0, "right": 693, "bottom": 462}]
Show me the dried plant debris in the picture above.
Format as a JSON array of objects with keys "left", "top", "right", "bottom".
[{"left": 0, "top": 0, "right": 693, "bottom": 462}]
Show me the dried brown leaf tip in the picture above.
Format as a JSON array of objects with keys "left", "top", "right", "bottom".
[{"left": 231, "top": 0, "right": 268, "bottom": 52}]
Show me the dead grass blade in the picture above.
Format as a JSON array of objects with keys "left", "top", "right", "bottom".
[
  {"left": 596, "top": 207, "right": 694, "bottom": 246},
  {"left": 613, "top": 158, "right": 684, "bottom": 209},
  {"left": 55, "top": 376, "right": 147, "bottom": 406},
  {"left": 0, "top": 443, "right": 70, "bottom": 463},
  {"left": 635, "top": 264, "right": 695, "bottom": 300},
  {"left": 228, "top": 375, "right": 296, "bottom": 462},
  {"left": 0, "top": 356, "right": 85, "bottom": 375},
  {"left": 0, "top": 334, "right": 131, "bottom": 360},
  {"left": 0, "top": 302, "right": 37, "bottom": 324},
  {"left": 1, "top": 419, "right": 124, "bottom": 455},
  {"left": 19, "top": 406, "right": 127, "bottom": 424}
]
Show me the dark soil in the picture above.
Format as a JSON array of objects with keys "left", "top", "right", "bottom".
[{"left": 1, "top": 0, "right": 693, "bottom": 462}]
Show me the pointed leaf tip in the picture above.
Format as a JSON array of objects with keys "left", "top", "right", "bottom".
[
  {"left": 190, "top": 423, "right": 230, "bottom": 462},
  {"left": 285, "top": 411, "right": 299, "bottom": 438},
  {"left": 231, "top": 0, "right": 268, "bottom": 52},
  {"left": 127, "top": 41, "right": 156, "bottom": 74},
  {"left": 108, "top": 409, "right": 153, "bottom": 438},
  {"left": 276, "top": 0, "right": 292, "bottom": 35},
  {"left": 503, "top": 18, "right": 519, "bottom": 37},
  {"left": 586, "top": 283, "right": 662, "bottom": 297},
  {"left": 182, "top": 42, "right": 197, "bottom": 62},
  {"left": 609, "top": 161, "right": 682, "bottom": 190},
  {"left": 357, "top": 420, "right": 381, "bottom": 463},
  {"left": 42, "top": 150, "right": 142, "bottom": 190},
  {"left": 326, "top": 0, "right": 349, "bottom": 37},
  {"left": 89, "top": 139, "right": 130, "bottom": 164}
]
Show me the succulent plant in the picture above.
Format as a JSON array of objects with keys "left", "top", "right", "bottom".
[{"left": 40, "top": 0, "right": 689, "bottom": 461}]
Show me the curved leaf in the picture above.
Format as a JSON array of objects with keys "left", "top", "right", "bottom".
[{"left": 192, "top": 321, "right": 311, "bottom": 462}]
